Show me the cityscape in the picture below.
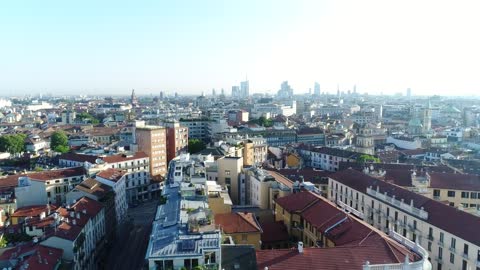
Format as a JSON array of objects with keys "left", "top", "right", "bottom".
[{"left": 1, "top": 1, "right": 480, "bottom": 270}]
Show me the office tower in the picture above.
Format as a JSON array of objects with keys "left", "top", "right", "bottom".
[
  {"left": 165, "top": 121, "right": 189, "bottom": 163},
  {"left": 277, "top": 81, "right": 293, "bottom": 98},
  {"left": 314, "top": 82, "right": 320, "bottom": 96},
  {"left": 406, "top": 88, "right": 412, "bottom": 99},
  {"left": 240, "top": 80, "right": 249, "bottom": 97},
  {"left": 159, "top": 91, "right": 164, "bottom": 100},
  {"left": 136, "top": 125, "right": 167, "bottom": 178},
  {"left": 353, "top": 84, "right": 357, "bottom": 94},
  {"left": 212, "top": 88, "right": 216, "bottom": 97},
  {"left": 231, "top": 86, "right": 240, "bottom": 98}
]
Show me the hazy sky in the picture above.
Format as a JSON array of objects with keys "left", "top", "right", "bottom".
[{"left": 1, "top": 0, "right": 479, "bottom": 96}]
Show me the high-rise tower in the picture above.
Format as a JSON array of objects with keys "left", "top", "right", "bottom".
[
  {"left": 131, "top": 89, "right": 139, "bottom": 107},
  {"left": 422, "top": 101, "right": 432, "bottom": 133}
]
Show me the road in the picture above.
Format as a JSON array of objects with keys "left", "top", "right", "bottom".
[{"left": 105, "top": 200, "right": 158, "bottom": 270}]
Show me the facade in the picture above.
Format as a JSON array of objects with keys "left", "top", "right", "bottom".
[
  {"left": 145, "top": 158, "right": 222, "bottom": 270},
  {"left": 165, "top": 121, "right": 189, "bottom": 163},
  {"left": 15, "top": 167, "right": 86, "bottom": 207},
  {"left": 40, "top": 197, "right": 106, "bottom": 270},
  {"left": 296, "top": 127, "right": 325, "bottom": 146},
  {"left": 328, "top": 169, "right": 480, "bottom": 270},
  {"left": 214, "top": 212, "right": 262, "bottom": 249},
  {"left": 267, "top": 190, "right": 431, "bottom": 270},
  {"left": 217, "top": 156, "right": 243, "bottom": 205},
  {"left": 297, "top": 145, "right": 361, "bottom": 172},
  {"left": 136, "top": 125, "right": 168, "bottom": 177},
  {"left": 179, "top": 118, "right": 212, "bottom": 141},
  {"left": 95, "top": 168, "right": 128, "bottom": 224}
]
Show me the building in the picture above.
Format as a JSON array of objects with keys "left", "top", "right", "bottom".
[
  {"left": 0, "top": 245, "right": 63, "bottom": 270},
  {"left": 328, "top": 169, "right": 480, "bottom": 270},
  {"left": 40, "top": 196, "right": 106, "bottom": 270},
  {"left": 136, "top": 125, "right": 168, "bottom": 178},
  {"left": 15, "top": 167, "right": 86, "bottom": 207},
  {"left": 145, "top": 157, "right": 222, "bottom": 270},
  {"left": 277, "top": 81, "right": 293, "bottom": 99},
  {"left": 265, "top": 190, "right": 431, "bottom": 270},
  {"left": 66, "top": 177, "right": 117, "bottom": 242},
  {"left": 296, "top": 127, "right": 325, "bottom": 146},
  {"left": 61, "top": 111, "right": 76, "bottom": 125},
  {"left": 217, "top": 156, "right": 243, "bottom": 205},
  {"left": 215, "top": 212, "right": 262, "bottom": 249},
  {"left": 95, "top": 169, "right": 128, "bottom": 224},
  {"left": 179, "top": 118, "right": 212, "bottom": 141},
  {"left": 242, "top": 137, "right": 268, "bottom": 166},
  {"left": 314, "top": 82, "right": 320, "bottom": 96},
  {"left": 165, "top": 121, "right": 189, "bottom": 163},
  {"left": 297, "top": 145, "right": 361, "bottom": 172}
]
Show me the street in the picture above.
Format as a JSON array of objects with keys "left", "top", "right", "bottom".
[{"left": 104, "top": 200, "right": 158, "bottom": 270}]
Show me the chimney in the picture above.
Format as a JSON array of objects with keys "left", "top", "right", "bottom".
[{"left": 297, "top": 241, "right": 304, "bottom": 253}]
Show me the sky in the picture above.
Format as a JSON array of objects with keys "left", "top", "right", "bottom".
[{"left": 1, "top": 0, "right": 479, "bottom": 97}]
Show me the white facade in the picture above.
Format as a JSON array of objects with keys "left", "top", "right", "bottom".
[{"left": 96, "top": 173, "right": 128, "bottom": 224}]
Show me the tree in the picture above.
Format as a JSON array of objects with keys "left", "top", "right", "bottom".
[
  {"left": 76, "top": 112, "right": 100, "bottom": 124},
  {"left": 0, "top": 133, "right": 26, "bottom": 154},
  {"left": 51, "top": 131, "right": 69, "bottom": 153},
  {"left": 188, "top": 139, "right": 206, "bottom": 154},
  {"left": 357, "top": 154, "right": 380, "bottom": 163}
]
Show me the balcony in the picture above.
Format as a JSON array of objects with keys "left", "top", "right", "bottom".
[
  {"left": 436, "top": 256, "right": 443, "bottom": 263},
  {"left": 462, "top": 253, "right": 468, "bottom": 260},
  {"left": 438, "top": 241, "right": 444, "bottom": 247},
  {"left": 449, "top": 246, "right": 456, "bottom": 253},
  {"left": 427, "top": 235, "right": 434, "bottom": 241}
]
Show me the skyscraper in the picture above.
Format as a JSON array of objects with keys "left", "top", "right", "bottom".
[
  {"left": 314, "top": 82, "right": 320, "bottom": 96},
  {"left": 231, "top": 86, "right": 240, "bottom": 98},
  {"left": 277, "top": 81, "right": 293, "bottom": 98},
  {"left": 406, "top": 88, "right": 412, "bottom": 99},
  {"left": 240, "top": 80, "right": 249, "bottom": 97},
  {"left": 131, "top": 89, "right": 138, "bottom": 107}
]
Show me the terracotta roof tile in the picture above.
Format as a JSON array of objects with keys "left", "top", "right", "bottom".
[{"left": 215, "top": 212, "right": 262, "bottom": 234}]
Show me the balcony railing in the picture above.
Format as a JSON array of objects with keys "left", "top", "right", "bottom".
[
  {"left": 337, "top": 200, "right": 364, "bottom": 219},
  {"left": 366, "top": 187, "right": 429, "bottom": 220}
]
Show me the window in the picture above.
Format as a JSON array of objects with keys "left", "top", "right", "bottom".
[
  {"left": 225, "top": 170, "right": 231, "bottom": 176},
  {"left": 438, "top": 247, "right": 443, "bottom": 259},
  {"left": 471, "top": 192, "right": 478, "bottom": 199},
  {"left": 428, "top": 227, "right": 433, "bottom": 239},
  {"left": 450, "top": 253, "right": 454, "bottom": 264},
  {"left": 47, "top": 192, "right": 51, "bottom": 198},
  {"left": 241, "top": 234, "right": 247, "bottom": 241},
  {"left": 428, "top": 241, "right": 432, "bottom": 251},
  {"left": 461, "top": 192, "right": 469, "bottom": 199},
  {"left": 464, "top": 244, "right": 468, "bottom": 256},
  {"left": 447, "top": 191, "right": 455, "bottom": 197},
  {"left": 440, "top": 232, "right": 444, "bottom": 243},
  {"left": 433, "top": 189, "right": 440, "bottom": 197},
  {"left": 225, "top": 178, "right": 231, "bottom": 185},
  {"left": 462, "top": 260, "right": 467, "bottom": 270},
  {"left": 451, "top": 238, "right": 456, "bottom": 249}
]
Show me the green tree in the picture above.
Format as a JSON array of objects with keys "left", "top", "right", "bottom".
[
  {"left": 0, "top": 133, "right": 26, "bottom": 154},
  {"left": 51, "top": 131, "right": 69, "bottom": 153},
  {"left": 76, "top": 112, "right": 100, "bottom": 124},
  {"left": 188, "top": 139, "right": 206, "bottom": 154},
  {"left": 357, "top": 154, "right": 380, "bottom": 163}
]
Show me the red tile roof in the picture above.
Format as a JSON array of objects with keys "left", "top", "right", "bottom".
[
  {"left": 101, "top": 152, "right": 148, "bottom": 163},
  {"left": 58, "top": 152, "right": 99, "bottom": 163},
  {"left": 0, "top": 244, "right": 63, "bottom": 270},
  {"left": 330, "top": 169, "right": 480, "bottom": 247},
  {"left": 26, "top": 167, "right": 86, "bottom": 182},
  {"left": 429, "top": 172, "right": 480, "bottom": 191},
  {"left": 256, "top": 239, "right": 418, "bottom": 270},
  {"left": 215, "top": 212, "right": 262, "bottom": 234},
  {"left": 96, "top": 168, "right": 126, "bottom": 182},
  {"left": 260, "top": 221, "right": 289, "bottom": 244},
  {"left": 275, "top": 191, "right": 318, "bottom": 212},
  {"left": 12, "top": 205, "right": 58, "bottom": 218}
]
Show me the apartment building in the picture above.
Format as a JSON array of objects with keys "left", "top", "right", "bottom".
[
  {"left": 179, "top": 118, "right": 212, "bottom": 141},
  {"left": 66, "top": 178, "right": 116, "bottom": 243},
  {"left": 165, "top": 121, "right": 189, "bottom": 163},
  {"left": 242, "top": 137, "right": 268, "bottom": 166},
  {"left": 40, "top": 196, "right": 106, "bottom": 270},
  {"left": 216, "top": 156, "right": 243, "bottom": 205},
  {"left": 15, "top": 167, "right": 86, "bottom": 207},
  {"left": 214, "top": 212, "right": 263, "bottom": 250},
  {"left": 297, "top": 145, "right": 361, "bottom": 171},
  {"left": 145, "top": 158, "right": 222, "bottom": 270},
  {"left": 59, "top": 151, "right": 159, "bottom": 202},
  {"left": 95, "top": 169, "right": 128, "bottom": 224},
  {"left": 136, "top": 125, "right": 167, "bottom": 178},
  {"left": 328, "top": 169, "right": 480, "bottom": 270},
  {"left": 267, "top": 190, "right": 431, "bottom": 270}
]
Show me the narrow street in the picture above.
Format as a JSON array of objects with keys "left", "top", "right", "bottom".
[{"left": 105, "top": 200, "right": 158, "bottom": 270}]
